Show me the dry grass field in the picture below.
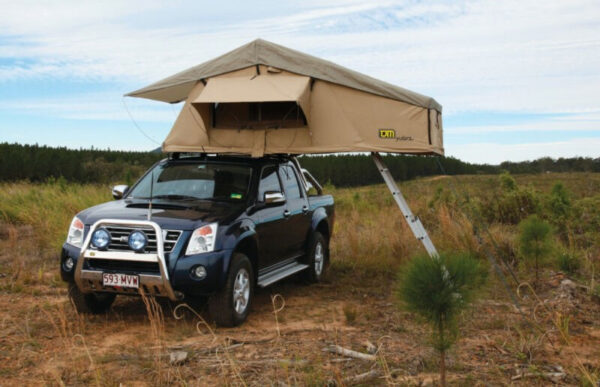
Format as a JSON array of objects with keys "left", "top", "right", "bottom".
[{"left": 1, "top": 172, "right": 599, "bottom": 385}]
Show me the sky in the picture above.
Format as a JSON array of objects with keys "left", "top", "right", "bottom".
[{"left": 0, "top": 0, "right": 599, "bottom": 164}]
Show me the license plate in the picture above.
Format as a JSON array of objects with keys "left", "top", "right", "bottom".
[{"left": 102, "top": 273, "right": 139, "bottom": 289}]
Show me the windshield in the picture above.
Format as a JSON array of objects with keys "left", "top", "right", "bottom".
[{"left": 127, "top": 162, "right": 252, "bottom": 202}]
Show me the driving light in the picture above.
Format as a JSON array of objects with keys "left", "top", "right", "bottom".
[
  {"left": 63, "top": 257, "right": 74, "bottom": 271},
  {"left": 91, "top": 228, "right": 111, "bottom": 250},
  {"left": 128, "top": 230, "right": 148, "bottom": 252},
  {"left": 192, "top": 265, "right": 207, "bottom": 279},
  {"left": 66, "top": 217, "right": 84, "bottom": 248},
  {"left": 186, "top": 223, "right": 218, "bottom": 255}
]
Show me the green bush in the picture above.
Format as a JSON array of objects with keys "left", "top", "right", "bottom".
[
  {"left": 499, "top": 171, "right": 517, "bottom": 191},
  {"left": 495, "top": 188, "right": 540, "bottom": 224},
  {"left": 570, "top": 195, "right": 600, "bottom": 249},
  {"left": 481, "top": 173, "right": 540, "bottom": 224},
  {"left": 548, "top": 182, "right": 571, "bottom": 218},
  {"left": 556, "top": 251, "right": 581, "bottom": 275},
  {"left": 518, "top": 215, "right": 553, "bottom": 287},
  {"left": 397, "top": 252, "right": 486, "bottom": 386}
]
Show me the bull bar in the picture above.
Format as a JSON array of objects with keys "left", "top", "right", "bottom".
[{"left": 74, "top": 219, "right": 180, "bottom": 301}]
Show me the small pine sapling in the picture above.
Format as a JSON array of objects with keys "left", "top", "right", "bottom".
[
  {"left": 518, "top": 215, "right": 553, "bottom": 287},
  {"left": 397, "top": 252, "right": 485, "bottom": 386}
]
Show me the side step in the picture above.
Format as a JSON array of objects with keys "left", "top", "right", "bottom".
[{"left": 257, "top": 262, "right": 309, "bottom": 288}]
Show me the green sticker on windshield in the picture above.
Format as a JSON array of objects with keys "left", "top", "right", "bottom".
[{"left": 230, "top": 193, "right": 242, "bottom": 199}]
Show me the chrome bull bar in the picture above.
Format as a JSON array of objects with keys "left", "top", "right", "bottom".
[{"left": 74, "top": 219, "right": 179, "bottom": 301}]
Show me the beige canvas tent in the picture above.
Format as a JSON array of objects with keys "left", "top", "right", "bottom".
[
  {"left": 127, "top": 39, "right": 443, "bottom": 257},
  {"left": 127, "top": 39, "right": 443, "bottom": 158}
]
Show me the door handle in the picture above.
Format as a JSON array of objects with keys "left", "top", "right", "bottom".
[
  {"left": 283, "top": 210, "right": 291, "bottom": 218},
  {"left": 302, "top": 205, "right": 309, "bottom": 213}
]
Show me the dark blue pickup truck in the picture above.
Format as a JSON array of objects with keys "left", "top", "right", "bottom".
[{"left": 60, "top": 154, "right": 334, "bottom": 326}]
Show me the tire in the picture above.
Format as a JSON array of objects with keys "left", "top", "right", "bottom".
[
  {"left": 302, "top": 231, "right": 327, "bottom": 283},
  {"left": 68, "top": 283, "right": 116, "bottom": 314},
  {"left": 208, "top": 253, "right": 254, "bottom": 327}
]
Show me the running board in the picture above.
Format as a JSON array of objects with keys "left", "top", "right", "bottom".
[{"left": 257, "top": 262, "right": 309, "bottom": 288}]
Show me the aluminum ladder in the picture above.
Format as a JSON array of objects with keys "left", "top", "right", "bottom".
[{"left": 372, "top": 152, "right": 439, "bottom": 258}]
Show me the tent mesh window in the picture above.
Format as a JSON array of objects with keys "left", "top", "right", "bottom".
[{"left": 212, "top": 102, "right": 307, "bottom": 129}]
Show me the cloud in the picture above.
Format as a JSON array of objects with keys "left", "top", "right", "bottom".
[
  {"left": 0, "top": 94, "right": 180, "bottom": 122},
  {"left": 449, "top": 111, "right": 600, "bottom": 134},
  {"left": 1, "top": 0, "right": 599, "bottom": 162},
  {"left": 448, "top": 137, "right": 600, "bottom": 164}
]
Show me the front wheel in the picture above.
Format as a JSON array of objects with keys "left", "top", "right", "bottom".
[
  {"left": 68, "top": 283, "right": 116, "bottom": 314},
  {"left": 302, "top": 231, "right": 327, "bottom": 283},
  {"left": 208, "top": 253, "right": 254, "bottom": 327}
]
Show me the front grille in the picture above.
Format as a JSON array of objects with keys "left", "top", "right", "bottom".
[
  {"left": 86, "top": 258, "right": 160, "bottom": 274},
  {"left": 163, "top": 230, "right": 182, "bottom": 253},
  {"left": 98, "top": 225, "right": 181, "bottom": 253}
]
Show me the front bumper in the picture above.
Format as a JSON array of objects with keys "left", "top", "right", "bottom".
[
  {"left": 73, "top": 219, "right": 179, "bottom": 301},
  {"left": 171, "top": 249, "right": 232, "bottom": 296},
  {"left": 63, "top": 219, "right": 232, "bottom": 300}
]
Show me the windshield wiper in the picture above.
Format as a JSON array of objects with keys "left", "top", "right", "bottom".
[{"left": 148, "top": 194, "right": 201, "bottom": 201}]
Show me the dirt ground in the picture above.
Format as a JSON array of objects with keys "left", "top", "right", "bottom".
[{"left": 1, "top": 241, "right": 599, "bottom": 386}]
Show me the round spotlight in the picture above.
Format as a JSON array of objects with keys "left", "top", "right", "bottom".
[
  {"left": 192, "top": 265, "right": 207, "bottom": 280},
  {"left": 91, "top": 228, "right": 111, "bottom": 250},
  {"left": 63, "top": 257, "right": 75, "bottom": 271},
  {"left": 128, "top": 230, "right": 148, "bottom": 252}
]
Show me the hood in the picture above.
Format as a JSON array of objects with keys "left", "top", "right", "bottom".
[{"left": 78, "top": 198, "right": 247, "bottom": 231}]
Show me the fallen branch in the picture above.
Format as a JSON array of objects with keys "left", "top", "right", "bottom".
[
  {"left": 344, "top": 370, "right": 381, "bottom": 384},
  {"left": 322, "top": 345, "right": 376, "bottom": 361},
  {"left": 512, "top": 371, "right": 566, "bottom": 383},
  {"left": 201, "top": 358, "right": 308, "bottom": 368}
]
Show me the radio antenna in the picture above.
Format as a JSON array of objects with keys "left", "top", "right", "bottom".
[{"left": 147, "top": 169, "right": 154, "bottom": 221}]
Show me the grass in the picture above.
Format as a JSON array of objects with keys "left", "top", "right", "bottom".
[
  {"left": 0, "top": 181, "right": 110, "bottom": 249},
  {"left": 0, "top": 172, "right": 600, "bottom": 384}
]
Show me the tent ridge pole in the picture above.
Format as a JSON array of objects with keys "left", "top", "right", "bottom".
[{"left": 371, "top": 152, "right": 439, "bottom": 258}]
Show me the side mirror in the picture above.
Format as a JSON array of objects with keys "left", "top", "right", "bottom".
[
  {"left": 263, "top": 191, "right": 285, "bottom": 205},
  {"left": 112, "top": 185, "right": 129, "bottom": 200}
]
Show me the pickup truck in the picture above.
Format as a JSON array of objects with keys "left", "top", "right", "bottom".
[{"left": 60, "top": 154, "right": 334, "bottom": 326}]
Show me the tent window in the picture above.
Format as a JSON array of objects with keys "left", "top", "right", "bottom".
[{"left": 213, "top": 101, "right": 307, "bottom": 129}]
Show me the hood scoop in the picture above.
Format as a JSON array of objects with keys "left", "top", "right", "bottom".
[{"left": 126, "top": 202, "right": 189, "bottom": 210}]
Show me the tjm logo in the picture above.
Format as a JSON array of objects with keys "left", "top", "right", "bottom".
[
  {"left": 378, "top": 128, "right": 414, "bottom": 141},
  {"left": 378, "top": 129, "right": 396, "bottom": 139}
]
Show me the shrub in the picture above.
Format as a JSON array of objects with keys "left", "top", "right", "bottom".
[
  {"left": 556, "top": 251, "right": 581, "bottom": 275},
  {"left": 481, "top": 173, "right": 540, "bottom": 224},
  {"left": 397, "top": 252, "right": 486, "bottom": 386},
  {"left": 495, "top": 187, "right": 540, "bottom": 224},
  {"left": 548, "top": 182, "right": 571, "bottom": 218},
  {"left": 499, "top": 172, "right": 517, "bottom": 191},
  {"left": 570, "top": 195, "right": 600, "bottom": 249},
  {"left": 518, "top": 215, "right": 553, "bottom": 287}
]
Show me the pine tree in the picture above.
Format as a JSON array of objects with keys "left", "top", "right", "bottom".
[{"left": 397, "top": 252, "right": 485, "bottom": 386}]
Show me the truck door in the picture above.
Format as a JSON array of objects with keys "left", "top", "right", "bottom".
[
  {"left": 278, "top": 164, "right": 311, "bottom": 259},
  {"left": 256, "top": 165, "right": 288, "bottom": 269}
]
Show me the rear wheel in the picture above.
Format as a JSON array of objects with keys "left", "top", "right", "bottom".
[
  {"left": 68, "top": 283, "right": 116, "bottom": 314},
  {"left": 302, "top": 231, "right": 327, "bottom": 283},
  {"left": 208, "top": 253, "right": 254, "bottom": 327}
]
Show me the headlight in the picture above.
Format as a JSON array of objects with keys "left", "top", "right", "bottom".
[
  {"left": 128, "top": 230, "right": 148, "bottom": 252},
  {"left": 186, "top": 223, "right": 218, "bottom": 255},
  {"left": 91, "top": 228, "right": 111, "bottom": 250},
  {"left": 66, "top": 216, "right": 84, "bottom": 248}
]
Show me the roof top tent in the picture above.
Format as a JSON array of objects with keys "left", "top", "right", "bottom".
[{"left": 126, "top": 39, "right": 443, "bottom": 257}]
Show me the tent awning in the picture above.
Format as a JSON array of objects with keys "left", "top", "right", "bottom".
[
  {"left": 126, "top": 39, "right": 441, "bottom": 112},
  {"left": 193, "top": 72, "right": 311, "bottom": 121}
]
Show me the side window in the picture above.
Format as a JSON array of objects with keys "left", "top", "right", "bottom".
[
  {"left": 258, "top": 166, "right": 282, "bottom": 201},
  {"left": 279, "top": 165, "right": 302, "bottom": 200}
]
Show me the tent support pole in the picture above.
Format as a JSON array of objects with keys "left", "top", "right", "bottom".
[{"left": 371, "top": 152, "right": 439, "bottom": 257}]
